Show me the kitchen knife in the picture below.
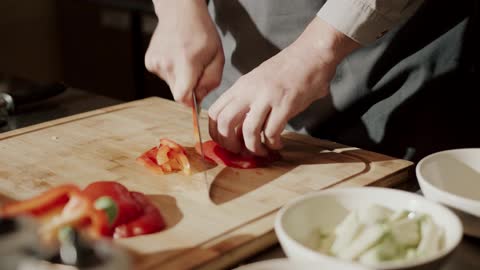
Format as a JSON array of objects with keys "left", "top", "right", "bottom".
[{"left": 192, "top": 92, "right": 210, "bottom": 192}]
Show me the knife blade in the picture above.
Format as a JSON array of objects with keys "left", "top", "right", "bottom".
[{"left": 192, "top": 92, "right": 209, "bottom": 191}]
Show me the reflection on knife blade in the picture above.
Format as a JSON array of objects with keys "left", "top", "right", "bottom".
[{"left": 192, "top": 92, "right": 210, "bottom": 192}]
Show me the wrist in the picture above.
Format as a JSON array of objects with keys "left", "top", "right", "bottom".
[
  {"left": 152, "top": 0, "right": 207, "bottom": 16},
  {"left": 296, "top": 17, "right": 361, "bottom": 66}
]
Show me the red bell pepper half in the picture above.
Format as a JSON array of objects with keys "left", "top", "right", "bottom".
[
  {"left": 0, "top": 181, "right": 165, "bottom": 240},
  {"left": 195, "top": 140, "right": 280, "bottom": 169}
]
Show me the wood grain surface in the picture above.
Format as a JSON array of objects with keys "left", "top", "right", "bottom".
[{"left": 0, "top": 97, "right": 413, "bottom": 270}]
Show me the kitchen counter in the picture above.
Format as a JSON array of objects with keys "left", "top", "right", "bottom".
[
  {"left": 0, "top": 88, "right": 120, "bottom": 133},
  {"left": 1, "top": 88, "right": 480, "bottom": 270}
]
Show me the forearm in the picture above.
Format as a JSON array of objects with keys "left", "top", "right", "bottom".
[{"left": 292, "top": 17, "right": 361, "bottom": 72}]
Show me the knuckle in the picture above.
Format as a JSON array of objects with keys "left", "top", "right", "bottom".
[
  {"left": 172, "top": 90, "right": 186, "bottom": 103},
  {"left": 145, "top": 57, "right": 174, "bottom": 76},
  {"left": 250, "top": 142, "right": 260, "bottom": 152},
  {"left": 217, "top": 116, "right": 233, "bottom": 136},
  {"left": 244, "top": 140, "right": 255, "bottom": 152},
  {"left": 208, "top": 108, "right": 218, "bottom": 120},
  {"left": 144, "top": 56, "right": 156, "bottom": 72},
  {"left": 264, "top": 129, "right": 277, "bottom": 141},
  {"left": 249, "top": 142, "right": 263, "bottom": 155},
  {"left": 243, "top": 123, "right": 257, "bottom": 138}
]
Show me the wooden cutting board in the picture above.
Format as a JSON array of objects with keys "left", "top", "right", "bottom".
[{"left": 0, "top": 97, "right": 412, "bottom": 270}]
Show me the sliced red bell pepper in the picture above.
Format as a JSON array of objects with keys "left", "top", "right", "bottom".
[
  {"left": 159, "top": 138, "right": 185, "bottom": 153},
  {"left": 137, "top": 147, "right": 164, "bottom": 174},
  {"left": 113, "top": 192, "right": 165, "bottom": 238},
  {"left": 0, "top": 185, "right": 80, "bottom": 217},
  {"left": 39, "top": 194, "right": 111, "bottom": 240},
  {"left": 0, "top": 185, "right": 111, "bottom": 240},
  {"left": 137, "top": 139, "right": 191, "bottom": 175},
  {"left": 196, "top": 140, "right": 281, "bottom": 169},
  {"left": 0, "top": 181, "right": 166, "bottom": 240},
  {"left": 81, "top": 181, "right": 143, "bottom": 228}
]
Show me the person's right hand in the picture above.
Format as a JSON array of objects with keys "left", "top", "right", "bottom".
[{"left": 145, "top": 0, "right": 224, "bottom": 106}]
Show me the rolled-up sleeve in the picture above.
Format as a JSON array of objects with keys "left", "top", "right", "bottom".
[{"left": 317, "top": 0, "right": 424, "bottom": 45}]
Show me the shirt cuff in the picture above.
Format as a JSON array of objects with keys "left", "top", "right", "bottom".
[{"left": 317, "top": 0, "right": 420, "bottom": 45}]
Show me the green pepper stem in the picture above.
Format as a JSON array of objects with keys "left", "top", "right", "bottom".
[{"left": 94, "top": 196, "right": 118, "bottom": 226}]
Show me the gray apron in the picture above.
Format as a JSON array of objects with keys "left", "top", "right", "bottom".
[{"left": 205, "top": 0, "right": 479, "bottom": 162}]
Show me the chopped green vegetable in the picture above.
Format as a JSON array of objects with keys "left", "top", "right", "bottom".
[
  {"left": 417, "top": 216, "right": 443, "bottom": 257},
  {"left": 388, "top": 210, "right": 409, "bottom": 222},
  {"left": 359, "top": 235, "right": 402, "bottom": 264},
  {"left": 331, "top": 212, "right": 363, "bottom": 255},
  {"left": 311, "top": 204, "right": 443, "bottom": 267},
  {"left": 357, "top": 204, "right": 393, "bottom": 225},
  {"left": 391, "top": 217, "right": 420, "bottom": 247},
  {"left": 338, "top": 224, "right": 386, "bottom": 260}
]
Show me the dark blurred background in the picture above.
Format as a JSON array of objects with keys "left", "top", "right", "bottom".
[{"left": 0, "top": 0, "right": 172, "bottom": 101}]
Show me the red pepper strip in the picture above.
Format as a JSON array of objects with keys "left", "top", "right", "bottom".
[
  {"left": 40, "top": 194, "right": 111, "bottom": 240},
  {"left": 137, "top": 147, "right": 165, "bottom": 174},
  {"left": 159, "top": 139, "right": 191, "bottom": 175},
  {"left": 113, "top": 192, "right": 165, "bottom": 238},
  {"left": 159, "top": 139, "right": 185, "bottom": 153},
  {"left": 156, "top": 144, "right": 170, "bottom": 165},
  {"left": 196, "top": 140, "right": 281, "bottom": 169},
  {"left": 137, "top": 139, "right": 191, "bottom": 175},
  {"left": 0, "top": 185, "right": 81, "bottom": 217}
]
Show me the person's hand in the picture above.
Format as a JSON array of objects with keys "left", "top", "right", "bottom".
[
  {"left": 208, "top": 17, "right": 360, "bottom": 156},
  {"left": 145, "top": 0, "right": 224, "bottom": 106}
]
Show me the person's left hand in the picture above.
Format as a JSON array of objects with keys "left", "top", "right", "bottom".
[{"left": 208, "top": 17, "right": 360, "bottom": 156}]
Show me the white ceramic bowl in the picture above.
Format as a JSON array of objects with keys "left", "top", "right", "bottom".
[
  {"left": 274, "top": 187, "right": 462, "bottom": 270},
  {"left": 417, "top": 148, "right": 480, "bottom": 237},
  {"left": 234, "top": 258, "right": 369, "bottom": 270}
]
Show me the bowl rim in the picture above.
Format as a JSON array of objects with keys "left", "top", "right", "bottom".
[
  {"left": 274, "top": 187, "right": 463, "bottom": 270},
  {"left": 233, "top": 258, "right": 369, "bottom": 270},
  {"left": 416, "top": 148, "right": 480, "bottom": 212}
]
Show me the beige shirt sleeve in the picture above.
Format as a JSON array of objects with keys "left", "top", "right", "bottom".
[{"left": 317, "top": 0, "right": 424, "bottom": 45}]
